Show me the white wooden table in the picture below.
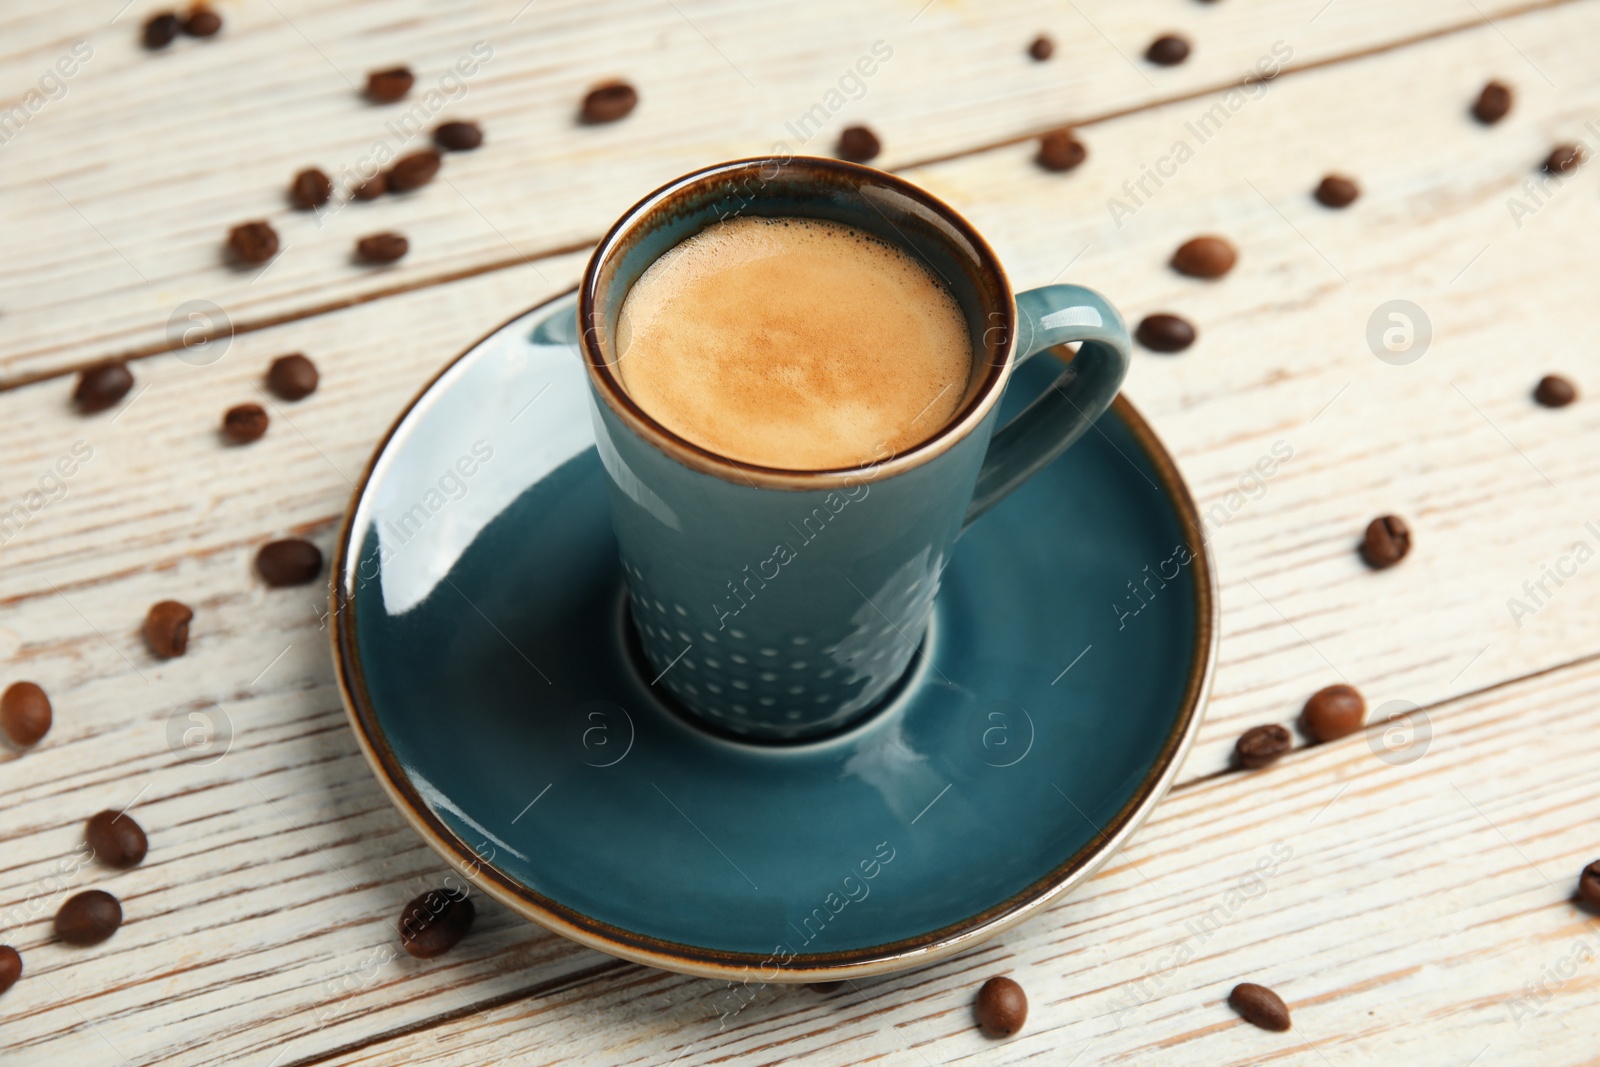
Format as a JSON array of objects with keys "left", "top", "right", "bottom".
[{"left": 3, "top": 2, "right": 1598, "bottom": 1063}]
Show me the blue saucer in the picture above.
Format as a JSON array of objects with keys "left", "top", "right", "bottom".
[{"left": 332, "top": 290, "right": 1216, "bottom": 980}]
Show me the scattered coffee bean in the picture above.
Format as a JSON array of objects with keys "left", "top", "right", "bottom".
[
  {"left": 1235, "top": 724, "right": 1292, "bottom": 769},
  {"left": 975, "top": 976, "right": 1028, "bottom": 1038},
  {"left": 1147, "top": 34, "right": 1191, "bottom": 66},
  {"left": 1036, "top": 129, "right": 1087, "bottom": 172},
  {"left": 1172, "top": 235, "right": 1237, "bottom": 279},
  {"left": 55, "top": 890, "right": 121, "bottom": 946},
  {"left": 366, "top": 67, "right": 414, "bottom": 103},
  {"left": 1136, "top": 313, "right": 1196, "bottom": 353},
  {"left": 1229, "top": 982, "right": 1291, "bottom": 1031},
  {"left": 227, "top": 220, "right": 280, "bottom": 265},
  {"left": 143, "top": 600, "right": 194, "bottom": 659},
  {"left": 222, "top": 403, "right": 269, "bottom": 443},
  {"left": 1301, "top": 683, "right": 1366, "bottom": 742},
  {"left": 1544, "top": 144, "right": 1583, "bottom": 176},
  {"left": 289, "top": 168, "right": 333, "bottom": 210},
  {"left": 1534, "top": 374, "right": 1577, "bottom": 407},
  {"left": 1361, "top": 514, "right": 1411, "bottom": 569},
  {"left": 266, "top": 353, "right": 319, "bottom": 400},
  {"left": 352, "top": 174, "right": 387, "bottom": 200},
  {"left": 1472, "top": 80, "right": 1513, "bottom": 125},
  {"left": 809, "top": 981, "right": 844, "bottom": 994},
  {"left": 143, "top": 12, "right": 181, "bottom": 49},
  {"left": 256, "top": 539, "right": 323, "bottom": 587},
  {"left": 581, "top": 80, "right": 638, "bottom": 124},
  {"left": 837, "top": 125, "right": 882, "bottom": 163},
  {"left": 1314, "top": 174, "right": 1360, "bottom": 208},
  {"left": 434, "top": 121, "right": 483, "bottom": 151},
  {"left": 387, "top": 150, "right": 441, "bottom": 193},
  {"left": 0, "top": 945, "right": 19, "bottom": 996},
  {"left": 1028, "top": 35, "right": 1054, "bottom": 61},
  {"left": 357, "top": 233, "right": 409, "bottom": 264},
  {"left": 182, "top": 6, "right": 222, "bottom": 37},
  {"left": 1577, "top": 860, "right": 1600, "bottom": 909},
  {"left": 86, "top": 810, "right": 148, "bottom": 869},
  {"left": 74, "top": 362, "right": 134, "bottom": 414},
  {"left": 397, "top": 887, "right": 475, "bottom": 959},
  {"left": 1, "top": 682, "right": 51, "bottom": 748}
]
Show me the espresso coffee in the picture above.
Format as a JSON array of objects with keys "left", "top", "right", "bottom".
[{"left": 614, "top": 216, "right": 972, "bottom": 470}]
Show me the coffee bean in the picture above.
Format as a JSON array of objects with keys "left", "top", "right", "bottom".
[
  {"left": 352, "top": 174, "right": 387, "bottom": 200},
  {"left": 1361, "top": 514, "right": 1411, "bottom": 569},
  {"left": 1172, "top": 235, "right": 1237, "bottom": 279},
  {"left": 387, "top": 150, "right": 441, "bottom": 193},
  {"left": 1301, "top": 683, "right": 1365, "bottom": 743},
  {"left": 1472, "top": 81, "right": 1513, "bottom": 125},
  {"left": 1, "top": 682, "right": 51, "bottom": 748},
  {"left": 366, "top": 67, "right": 414, "bottom": 104},
  {"left": 837, "top": 125, "right": 882, "bottom": 163},
  {"left": 1544, "top": 144, "right": 1583, "bottom": 176},
  {"left": 1235, "top": 724, "right": 1292, "bottom": 769},
  {"left": 256, "top": 539, "right": 323, "bottom": 587},
  {"left": 1229, "top": 982, "right": 1291, "bottom": 1031},
  {"left": 143, "top": 600, "right": 194, "bottom": 659},
  {"left": 1036, "top": 129, "right": 1087, "bottom": 172},
  {"left": 1147, "top": 35, "right": 1191, "bottom": 66},
  {"left": 1136, "top": 313, "right": 1196, "bottom": 353},
  {"left": 222, "top": 403, "right": 269, "bottom": 443},
  {"left": 434, "top": 121, "right": 483, "bottom": 151},
  {"left": 55, "top": 890, "right": 121, "bottom": 946},
  {"left": 1579, "top": 860, "right": 1600, "bottom": 909},
  {"left": 397, "top": 887, "right": 475, "bottom": 959},
  {"left": 86, "top": 810, "right": 148, "bottom": 870},
  {"left": 289, "top": 168, "right": 333, "bottom": 210},
  {"left": 74, "top": 362, "right": 134, "bottom": 414},
  {"left": 581, "top": 80, "right": 638, "bottom": 124},
  {"left": 1535, "top": 374, "right": 1577, "bottom": 408},
  {"left": 227, "top": 220, "right": 280, "bottom": 265},
  {"left": 357, "top": 233, "right": 409, "bottom": 264},
  {"left": 975, "top": 976, "right": 1027, "bottom": 1037},
  {"left": 266, "top": 353, "right": 319, "bottom": 401},
  {"left": 1028, "top": 35, "right": 1054, "bottom": 61},
  {"left": 1314, "top": 175, "right": 1360, "bottom": 208},
  {"left": 809, "top": 981, "right": 844, "bottom": 994},
  {"left": 143, "top": 12, "right": 181, "bottom": 49},
  {"left": 0, "top": 946, "right": 19, "bottom": 996},
  {"left": 182, "top": 6, "right": 222, "bottom": 37}
]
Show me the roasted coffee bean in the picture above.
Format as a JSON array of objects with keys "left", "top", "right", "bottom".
[
  {"left": 1301, "top": 683, "right": 1366, "bottom": 743},
  {"left": 1, "top": 682, "right": 51, "bottom": 748},
  {"left": 397, "top": 887, "right": 476, "bottom": 959},
  {"left": 143, "top": 12, "right": 181, "bottom": 49},
  {"left": 74, "top": 362, "right": 134, "bottom": 414},
  {"left": 55, "top": 890, "right": 121, "bottom": 946},
  {"left": 434, "top": 121, "right": 483, "bottom": 151},
  {"left": 227, "top": 220, "right": 280, "bottom": 265},
  {"left": 1544, "top": 144, "right": 1583, "bottom": 176},
  {"left": 808, "top": 981, "right": 844, "bottom": 994},
  {"left": 581, "top": 80, "right": 638, "bottom": 123},
  {"left": 1534, "top": 374, "right": 1577, "bottom": 408},
  {"left": 1579, "top": 860, "right": 1600, "bottom": 909},
  {"left": 1036, "top": 129, "right": 1087, "bottom": 172},
  {"left": 256, "top": 539, "right": 323, "bottom": 587},
  {"left": 366, "top": 67, "right": 414, "bottom": 103},
  {"left": 1172, "top": 235, "right": 1237, "bottom": 279},
  {"left": 975, "top": 976, "right": 1028, "bottom": 1038},
  {"left": 266, "top": 353, "right": 319, "bottom": 400},
  {"left": 0, "top": 945, "right": 19, "bottom": 996},
  {"left": 1235, "top": 724, "right": 1292, "bottom": 769},
  {"left": 143, "top": 600, "right": 194, "bottom": 658},
  {"left": 1229, "top": 982, "right": 1291, "bottom": 1031},
  {"left": 1361, "top": 514, "right": 1411, "bottom": 569},
  {"left": 357, "top": 233, "right": 409, "bottom": 264},
  {"left": 222, "top": 403, "right": 269, "bottom": 443},
  {"left": 289, "top": 168, "right": 333, "bottom": 210},
  {"left": 837, "top": 125, "right": 882, "bottom": 163},
  {"left": 182, "top": 6, "right": 222, "bottom": 37},
  {"left": 1136, "top": 313, "right": 1196, "bottom": 353},
  {"left": 1028, "top": 35, "right": 1054, "bottom": 61},
  {"left": 1472, "top": 81, "right": 1513, "bottom": 125},
  {"left": 1146, "top": 34, "right": 1191, "bottom": 66},
  {"left": 1314, "top": 174, "right": 1360, "bottom": 208},
  {"left": 387, "top": 150, "right": 441, "bottom": 193},
  {"left": 352, "top": 174, "right": 387, "bottom": 200},
  {"left": 86, "top": 810, "right": 148, "bottom": 869}
]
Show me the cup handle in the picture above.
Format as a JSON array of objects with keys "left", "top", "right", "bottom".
[{"left": 963, "top": 284, "right": 1132, "bottom": 528}]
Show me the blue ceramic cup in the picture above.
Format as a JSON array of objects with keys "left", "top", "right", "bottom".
[{"left": 579, "top": 157, "right": 1130, "bottom": 742}]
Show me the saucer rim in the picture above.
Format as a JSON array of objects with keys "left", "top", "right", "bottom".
[{"left": 330, "top": 287, "right": 1218, "bottom": 982}]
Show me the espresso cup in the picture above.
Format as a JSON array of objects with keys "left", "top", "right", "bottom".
[{"left": 579, "top": 156, "right": 1130, "bottom": 742}]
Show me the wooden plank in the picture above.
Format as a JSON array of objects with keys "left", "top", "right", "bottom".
[{"left": 0, "top": 0, "right": 1571, "bottom": 383}]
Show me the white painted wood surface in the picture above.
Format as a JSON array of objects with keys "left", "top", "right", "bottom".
[{"left": 2, "top": 2, "right": 1599, "bottom": 1065}]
